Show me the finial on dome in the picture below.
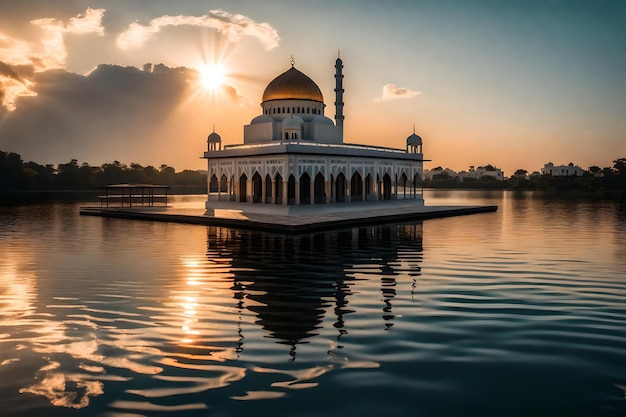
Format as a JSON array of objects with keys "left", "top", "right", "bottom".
[
  {"left": 338, "top": 49, "right": 341, "bottom": 59},
  {"left": 291, "top": 55, "right": 295, "bottom": 67},
  {"left": 413, "top": 124, "right": 415, "bottom": 134}
]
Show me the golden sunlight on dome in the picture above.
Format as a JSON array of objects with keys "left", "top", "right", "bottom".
[
  {"left": 262, "top": 66, "right": 324, "bottom": 103},
  {"left": 198, "top": 63, "right": 226, "bottom": 90}
]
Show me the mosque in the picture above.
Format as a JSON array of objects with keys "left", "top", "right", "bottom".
[{"left": 203, "top": 55, "right": 425, "bottom": 212}]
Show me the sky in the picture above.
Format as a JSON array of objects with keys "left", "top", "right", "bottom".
[{"left": 0, "top": 0, "right": 624, "bottom": 175}]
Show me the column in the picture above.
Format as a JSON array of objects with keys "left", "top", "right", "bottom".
[
  {"left": 324, "top": 180, "right": 331, "bottom": 204},
  {"left": 362, "top": 176, "right": 367, "bottom": 202},
  {"left": 246, "top": 179, "right": 252, "bottom": 203},
  {"left": 310, "top": 178, "right": 315, "bottom": 204},
  {"left": 295, "top": 181, "right": 300, "bottom": 205},
  {"left": 282, "top": 181, "right": 288, "bottom": 206},
  {"left": 261, "top": 178, "right": 267, "bottom": 204}
]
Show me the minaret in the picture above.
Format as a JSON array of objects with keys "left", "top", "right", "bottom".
[{"left": 334, "top": 51, "right": 344, "bottom": 142}]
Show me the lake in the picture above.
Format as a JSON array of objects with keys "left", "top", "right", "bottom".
[{"left": 1, "top": 190, "right": 625, "bottom": 416}]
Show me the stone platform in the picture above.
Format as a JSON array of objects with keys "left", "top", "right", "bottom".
[{"left": 80, "top": 200, "right": 497, "bottom": 233}]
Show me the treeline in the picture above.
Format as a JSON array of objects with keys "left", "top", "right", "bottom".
[
  {"left": 424, "top": 173, "right": 626, "bottom": 191},
  {"left": 424, "top": 158, "right": 626, "bottom": 192},
  {"left": 0, "top": 151, "right": 207, "bottom": 191}
]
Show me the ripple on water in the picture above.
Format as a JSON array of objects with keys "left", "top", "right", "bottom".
[{"left": 1, "top": 197, "right": 626, "bottom": 416}]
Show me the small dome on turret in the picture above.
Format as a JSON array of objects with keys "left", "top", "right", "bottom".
[
  {"left": 406, "top": 132, "right": 422, "bottom": 146},
  {"left": 208, "top": 131, "right": 221, "bottom": 143}
]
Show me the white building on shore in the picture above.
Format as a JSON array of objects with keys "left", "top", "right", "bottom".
[
  {"left": 459, "top": 166, "right": 505, "bottom": 181},
  {"left": 203, "top": 55, "right": 426, "bottom": 212},
  {"left": 541, "top": 162, "right": 584, "bottom": 177}
]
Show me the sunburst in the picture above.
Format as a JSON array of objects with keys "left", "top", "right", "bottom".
[{"left": 197, "top": 63, "right": 226, "bottom": 90}]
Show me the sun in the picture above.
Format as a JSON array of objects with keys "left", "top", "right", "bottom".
[{"left": 198, "top": 63, "right": 225, "bottom": 90}]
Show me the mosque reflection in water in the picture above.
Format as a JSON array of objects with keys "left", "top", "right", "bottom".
[{"left": 205, "top": 222, "right": 423, "bottom": 360}]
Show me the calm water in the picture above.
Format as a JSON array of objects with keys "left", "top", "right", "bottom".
[{"left": 1, "top": 191, "right": 626, "bottom": 416}]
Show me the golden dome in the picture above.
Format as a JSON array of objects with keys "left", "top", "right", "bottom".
[{"left": 262, "top": 66, "right": 324, "bottom": 103}]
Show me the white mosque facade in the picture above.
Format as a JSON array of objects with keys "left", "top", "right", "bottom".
[{"left": 203, "top": 56, "right": 425, "bottom": 210}]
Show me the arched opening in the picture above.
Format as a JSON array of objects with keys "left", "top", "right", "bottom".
[
  {"left": 220, "top": 174, "right": 228, "bottom": 193},
  {"left": 265, "top": 174, "right": 272, "bottom": 203},
  {"left": 209, "top": 174, "right": 218, "bottom": 193},
  {"left": 275, "top": 173, "right": 283, "bottom": 204},
  {"left": 287, "top": 174, "right": 296, "bottom": 205},
  {"left": 400, "top": 173, "right": 408, "bottom": 199},
  {"left": 364, "top": 174, "right": 373, "bottom": 201},
  {"left": 239, "top": 173, "right": 247, "bottom": 202},
  {"left": 382, "top": 174, "right": 392, "bottom": 200},
  {"left": 314, "top": 172, "right": 325, "bottom": 204},
  {"left": 413, "top": 172, "right": 423, "bottom": 197},
  {"left": 252, "top": 172, "right": 262, "bottom": 203},
  {"left": 300, "top": 172, "right": 311, "bottom": 205},
  {"left": 351, "top": 171, "right": 363, "bottom": 202},
  {"left": 336, "top": 172, "right": 346, "bottom": 203}
]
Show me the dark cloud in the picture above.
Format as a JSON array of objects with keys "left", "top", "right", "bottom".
[
  {"left": 0, "top": 63, "right": 198, "bottom": 166},
  {"left": 0, "top": 61, "right": 24, "bottom": 81}
]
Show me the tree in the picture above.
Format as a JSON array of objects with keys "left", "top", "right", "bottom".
[
  {"left": 613, "top": 158, "right": 626, "bottom": 175},
  {"left": 57, "top": 159, "right": 81, "bottom": 189},
  {"left": 159, "top": 164, "right": 176, "bottom": 185},
  {"left": 588, "top": 166, "right": 601, "bottom": 175}
]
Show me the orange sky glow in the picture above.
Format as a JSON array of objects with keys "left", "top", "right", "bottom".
[{"left": 0, "top": 1, "right": 624, "bottom": 176}]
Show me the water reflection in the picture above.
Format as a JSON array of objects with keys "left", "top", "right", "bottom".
[
  {"left": 2, "top": 195, "right": 626, "bottom": 416},
  {"left": 206, "top": 223, "right": 423, "bottom": 361}
]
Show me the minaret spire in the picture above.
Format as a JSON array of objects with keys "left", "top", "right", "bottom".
[{"left": 334, "top": 51, "right": 344, "bottom": 142}]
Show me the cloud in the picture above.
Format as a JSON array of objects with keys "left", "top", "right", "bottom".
[
  {"left": 0, "top": 8, "right": 104, "bottom": 110},
  {"left": 0, "top": 63, "right": 239, "bottom": 168},
  {"left": 0, "top": 64, "right": 180, "bottom": 163},
  {"left": 374, "top": 84, "right": 422, "bottom": 102},
  {"left": 116, "top": 10, "right": 279, "bottom": 51}
]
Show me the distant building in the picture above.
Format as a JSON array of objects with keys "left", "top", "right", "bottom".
[
  {"left": 423, "top": 167, "right": 458, "bottom": 180},
  {"left": 424, "top": 166, "right": 505, "bottom": 182},
  {"left": 541, "top": 162, "right": 584, "bottom": 177},
  {"left": 459, "top": 166, "right": 504, "bottom": 181}
]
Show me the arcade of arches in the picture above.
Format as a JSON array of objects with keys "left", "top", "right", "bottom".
[{"left": 209, "top": 170, "right": 423, "bottom": 205}]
